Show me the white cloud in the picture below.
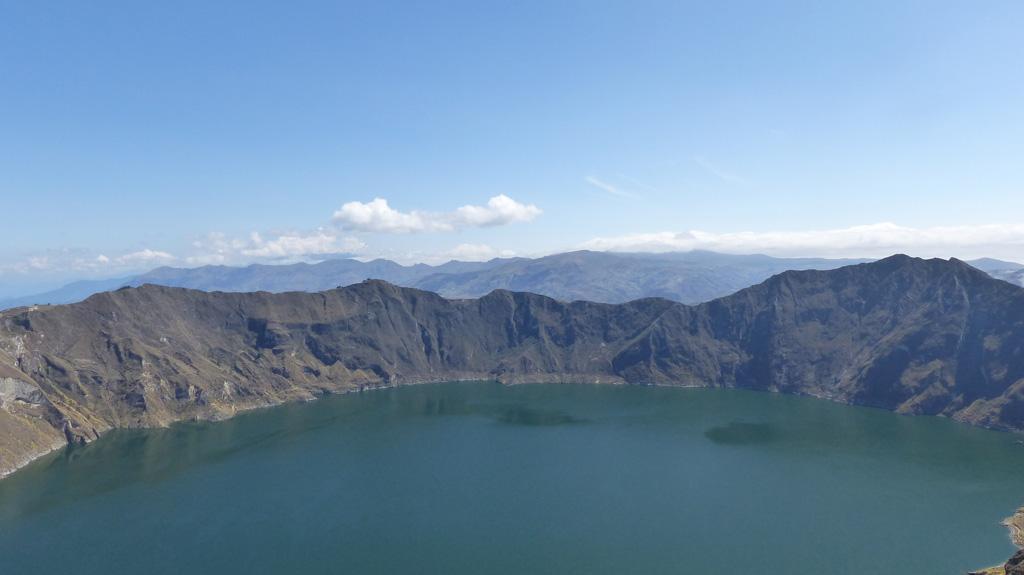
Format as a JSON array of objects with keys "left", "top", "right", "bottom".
[
  {"left": 439, "top": 244, "right": 518, "bottom": 262},
  {"left": 330, "top": 198, "right": 447, "bottom": 233},
  {"left": 66, "top": 249, "right": 176, "bottom": 271},
  {"left": 183, "top": 253, "right": 228, "bottom": 266},
  {"left": 694, "top": 156, "right": 748, "bottom": 187},
  {"left": 28, "top": 257, "right": 53, "bottom": 270},
  {"left": 1, "top": 229, "right": 371, "bottom": 280},
  {"left": 189, "top": 231, "right": 249, "bottom": 253},
  {"left": 2, "top": 196, "right": 540, "bottom": 284},
  {"left": 112, "top": 249, "right": 175, "bottom": 264},
  {"left": 240, "top": 231, "right": 367, "bottom": 259},
  {"left": 184, "top": 230, "right": 367, "bottom": 265},
  {"left": 575, "top": 222, "right": 1024, "bottom": 262},
  {"left": 330, "top": 195, "right": 541, "bottom": 233},
  {"left": 2, "top": 249, "right": 179, "bottom": 277},
  {"left": 585, "top": 176, "right": 636, "bottom": 198},
  {"left": 451, "top": 194, "right": 542, "bottom": 227}
]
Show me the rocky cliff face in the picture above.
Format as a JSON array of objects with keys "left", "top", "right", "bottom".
[
  {"left": 969, "top": 507, "right": 1024, "bottom": 575},
  {"left": 2, "top": 254, "right": 1023, "bottom": 477}
]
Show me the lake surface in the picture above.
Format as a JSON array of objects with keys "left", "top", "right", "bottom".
[{"left": 1, "top": 381, "right": 1022, "bottom": 574}]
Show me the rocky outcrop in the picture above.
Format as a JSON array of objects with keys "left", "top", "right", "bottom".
[
  {"left": 1003, "top": 550, "right": 1024, "bottom": 575},
  {"left": 1, "top": 254, "right": 1024, "bottom": 477},
  {"left": 969, "top": 507, "right": 1024, "bottom": 575},
  {"left": 1004, "top": 508, "right": 1024, "bottom": 549},
  {"left": 0, "top": 377, "right": 47, "bottom": 409}
]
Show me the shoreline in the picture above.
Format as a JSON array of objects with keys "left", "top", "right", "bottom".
[
  {"left": 1002, "top": 507, "right": 1024, "bottom": 548},
  {"left": 4, "top": 376, "right": 1024, "bottom": 482},
  {"left": 969, "top": 507, "right": 1024, "bottom": 574}
]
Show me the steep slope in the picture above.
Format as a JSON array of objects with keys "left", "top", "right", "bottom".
[
  {"left": 0, "top": 276, "right": 135, "bottom": 310},
  {"left": 991, "top": 269, "right": 1024, "bottom": 288},
  {"left": 700, "top": 255, "right": 1024, "bottom": 424},
  {"left": 968, "top": 258, "right": 1024, "bottom": 289},
  {"left": 1, "top": 255, "right": 1023, "bottom": 477}
]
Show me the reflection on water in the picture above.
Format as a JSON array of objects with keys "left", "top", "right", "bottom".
[
  {"left": 491, "top": 404, "right": 583, "bottom": 426},
  {"left": 0, "top": 385, "right": 587, "bottom": 523},
  {"left": 398, "top": 395, "right": 587, "bottom": 426},
  {"left": 705, "top": 420, "right": 778, "bottom": 444},
  {"left": 0, "top": 382, "right": 1022, "bottom": 575}
]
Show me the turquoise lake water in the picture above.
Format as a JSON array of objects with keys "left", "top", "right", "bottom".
[{"left": 0, "top": 381, "right": 1021, "bottom": 574}]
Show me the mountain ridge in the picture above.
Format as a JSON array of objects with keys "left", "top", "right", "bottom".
[
  {"left": 1, "top": 254, "right": 1024, "bottom": 478},
  {"left": 0, "top": 251, "right": 874, "bottom": 309},
  {"left": 6, "top": 251, "right": 1022, "bottom": 313}
]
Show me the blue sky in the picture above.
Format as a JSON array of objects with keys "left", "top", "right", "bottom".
[{"left": 2, "top": 1, "right": 1023, "bottom": 297}]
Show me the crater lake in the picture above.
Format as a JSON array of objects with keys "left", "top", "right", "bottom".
[{"left": 1, "top": 381, "right": 1021, "bottom": 574}]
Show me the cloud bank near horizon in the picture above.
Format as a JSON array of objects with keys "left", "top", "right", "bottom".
[
  {"left": 574, "top": 222, "right": 1024, "bottom": 261},
  {"left": 4, "top": 222, "right": 1024, "bottom": 288},
  {"left": 0, "top": 194, "right": 541, "bottom": 278}
]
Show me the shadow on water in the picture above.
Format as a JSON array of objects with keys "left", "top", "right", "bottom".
[
  {"left": 704, "top": 420, "right": 779, "bottom": 444},
  {"left": 492, "top": 404, "right": 583, "bottom": 426},
  {"left": 394, "top": 394, "right": 587, "bottom": 427},
  {"left": 695, "top": 389, "right": 1024, "bottom": 484}
]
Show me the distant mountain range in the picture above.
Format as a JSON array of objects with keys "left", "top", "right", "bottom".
[
  {"left": 5, "top": 251, "right": 1023, "bottom": 312},
  {"left": 0, "top": 251, "right": 858, "bottom": 308},
  {"left": 0, "top": 257, "right": 512, "bottom": 310},
  {"left": 3, "top": 254, "right": 1024, "bottom": 478},
  {"left": 977, "top": 261, "right": 1024, "bottom": 287}
]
